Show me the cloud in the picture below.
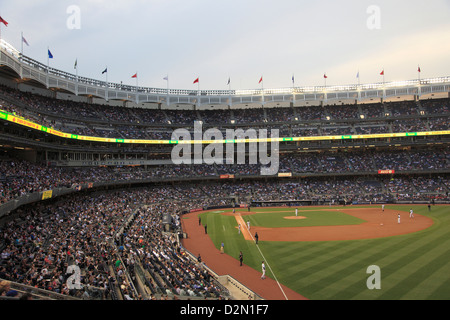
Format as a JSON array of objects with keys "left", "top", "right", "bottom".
[
  {"left": 1, "top": 0, "right": 449, "bottom": 90},
  {"left": 324, "top": 23, "right": 450, "bottom": 85}
]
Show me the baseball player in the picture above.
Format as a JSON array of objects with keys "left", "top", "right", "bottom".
[
  {"left": 409, "top": 209, "right": 414, "bottom": 219},
  {"left": 295, "top": 208, "right": 298, "bottom": 217},
  {"left": 398, "top": 213, "right": 401, "bottom": 224},
  {"left": 261, "top": 261, "right": 266, "bottom": 280}
]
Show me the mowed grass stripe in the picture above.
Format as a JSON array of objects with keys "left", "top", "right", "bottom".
[
  {"left": 261, "top": 230, "right": 411, "bottom": 299},
  {"left": 265, "top": 241, "right": 339, "bottom": 270},
  {"left": 401, "top": 257, "right": 450, "bottom": 300},
  {"left": 426, "top": 261, "right": 450, "bottom": 300},
  {"left": 377, "top": 235, "right": 450, "bottom": 300},
  {"left": 268, "top": 241, "right": 359, "bottom": 276},
  {"left": 298, "top": 237, "right": 416, "bottom": 300},
  {"left": 323, "top": 232, "right": 448, "bottom": 300},
  {"left": 256, "top": 241, "right": 348, "bottom": 287},
  {"left": 322, "top": 221, "right": 450, "bottom": 300},
  {"left": 270, "top": 241, "right": 372, "bottom": 298},
  {"left": 343, "top": 229, "right": 450, "bottom": 300},
  {"left": 276, "top": 233, "right": 426, "bottom": 300}
]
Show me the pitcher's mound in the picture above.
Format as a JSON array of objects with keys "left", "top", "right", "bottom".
[{"left": 284, "top": 216, "right": 307, "bottom": 220}]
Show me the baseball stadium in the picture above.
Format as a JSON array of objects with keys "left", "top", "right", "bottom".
[{"left": 0, "top": 5, "right": 449, "bottom": 303}]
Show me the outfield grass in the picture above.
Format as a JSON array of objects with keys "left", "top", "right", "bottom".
[{"left": 199, "top": 205, "right": 450, "bottom": 300}]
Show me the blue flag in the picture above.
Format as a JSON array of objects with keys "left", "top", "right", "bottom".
[{"left": 48, "top": 49, "right": 53, "bottom": 59}]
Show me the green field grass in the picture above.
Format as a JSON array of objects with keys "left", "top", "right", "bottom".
[
  {"left": 199, "top": 205, "right": 450, "bottom": 300},
  {"left": 246, "top": 207, "right": 365, "bottom": 227}
]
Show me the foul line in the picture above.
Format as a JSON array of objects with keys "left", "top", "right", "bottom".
[{"left": 238, "top": 213, "right": 289, "bottom": 300}]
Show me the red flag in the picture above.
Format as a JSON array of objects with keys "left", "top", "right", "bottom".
[
  {"left": 323, "top": 74, "right": 328, "bottom": 79},
  {"left": 380, "top": 70, "right": 384, "bottom": 76},
  {"left": 0, "top": 16, "right": 8, "bottom": 26},
  {"left": 193, "top": 77, "right": 199, "bottom": 84},
  {"left": 131, "top": 73, "right": 137, "bottom": 78},
  {"left": 418, "top": 66, "right": 421, "bottom": 73},
  {"left": 259, "top": 76, "right": 263, "bottom": 84}
]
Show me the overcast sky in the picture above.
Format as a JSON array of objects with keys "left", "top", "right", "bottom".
[{"left": 1, "top": 0, "right": 450, "bottom": 91}]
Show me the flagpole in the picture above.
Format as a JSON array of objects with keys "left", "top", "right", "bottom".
[
  {"left": 75, "top": 59, "right": 78, "bottom": 96},
  {"left": 135, "top": 72, "right": 139, "bottom": 104},
  {"left": 166, "top": 75, "right": 170, "bottom": 107},
  {"left": 135, "top": 72, "right": 138, "bottom": 92},
  {"left": 21, "top": 32, "right": 23, "bottom": 57},
  {"left": 292, "top": 74, "right": 295, "bottom": 105},
  {"left": 46, "top": 47, "right": 50, "bottom": 89},
  {"left": 20, "top": 32, "right": 24, "bottom": 79},
  {"left": 228, "top": 76, "right": 232, "bottom": 108},
  {"left": 261, "top": 76, "right": 265, "bottom": 107},
  {"left": 105, "top": 66, "right": 108, "bottom": 102},
  {"left": 197, "top": 79, "right": 200, "bottom": 109},
  {"left": 417, "top": 65, "right": 421, "bottom": 99},
  {"left": 357, "top": 70, "right": 361, "bottom": 102}
]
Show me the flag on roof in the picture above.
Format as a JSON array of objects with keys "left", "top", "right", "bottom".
[
  {"left": 102, "top": 68, "right": 107, "bottom": 74},
  {"left": 132, "top": 73, "right": 137, "bottom": 78},
  {"left": 0, "top": 16, "right": 8, "bottom": 26},
  {"left": 380, "top": 70, "right": 384, "bottom": 76},
  {"left": 259, "top": 76, "right": 263, "bottom": 84},
  {"left": 48, "top": 49, "right": 53, "bottom": 59},
  {"left": 193, "top": 77, "right": 199, "bottom": 84},
  {"left": 22, "top": 36, "right": 29, "bottom": 46}
]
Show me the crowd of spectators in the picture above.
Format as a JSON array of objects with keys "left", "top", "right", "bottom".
[
  {"left": 0, "top": 187, "right": 234, "bottom": 300},
  {"left": 1, "top": 85, "right": 448, "bottom": 140},
  {"left": 1, "top": 146, "right": 448, "bottom": 204}
]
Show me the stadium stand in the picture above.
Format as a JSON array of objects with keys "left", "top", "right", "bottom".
[{"left": 0, "top": 45, "right": 449, "bottom": 300}]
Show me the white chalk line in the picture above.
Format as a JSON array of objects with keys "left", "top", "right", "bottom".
[{"left": 239, "top": 213, "right": 289, "bottom": 300}]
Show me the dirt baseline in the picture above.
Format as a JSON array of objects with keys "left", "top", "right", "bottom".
[{"left": 235, "top": 208, "right": 433, "bottom": 241}]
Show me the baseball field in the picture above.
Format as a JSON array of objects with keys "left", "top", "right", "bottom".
[{"left": 182, "top": 204, "right": 450, "bottom": 300}]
